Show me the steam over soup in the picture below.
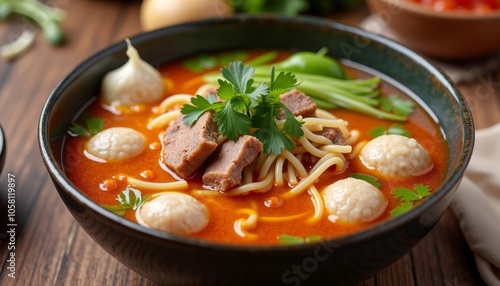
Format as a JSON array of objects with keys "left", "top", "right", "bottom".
[{"left": 63, "top": 46, "right": 448, "bottom": 245}]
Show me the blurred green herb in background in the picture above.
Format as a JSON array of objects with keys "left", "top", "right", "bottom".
[
  {"left": 0, "top": 0, "right": 66, "bottom": 45},
  {"left": 229, "top": 0, "right": 363, "bottom": 16}
]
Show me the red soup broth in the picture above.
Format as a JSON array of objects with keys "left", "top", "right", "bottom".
[
  {"left": 407, "top": 0, "right": 500, "bottom": 13},
  {"left": 63, "top": 51, "right": 448, "bottom": 245}
]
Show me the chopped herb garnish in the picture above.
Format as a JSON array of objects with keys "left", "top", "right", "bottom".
[
  {"left": 68, "top": 114, "right": 104, "bottom": 137},
  {"left": 379, "top": 94, "right": 415, "bottom": 117},
  {"left": 368, "top": 124, "right": 412, "bottom": 138},
  {"left": 393, "top": 184, "right": 431, "bottom": 201},
  {"left": 350, "top": 173, "right": 381, "bottom": 187},
  {"left": 368, "top": 126, "right": 387, "bottom": 138},
  {"left": 278, "top": 234, "right": 323, "bottom": 245},
  {"left": 181, "top": 61, "right": 303, "bottom": 155},
  {"left": 101, "top": 187, "right": 151, "bottom": 216},
  {"left": 388, "top": 124, "right": 412, "bottom": 137},
  {"left": 390, "top": 184, "right": 431, "bottom": 217},
  {"left": 390, "top": 201, "right": 413, "bottom": 217}
]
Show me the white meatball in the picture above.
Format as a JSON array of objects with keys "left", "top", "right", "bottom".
[
  {"left": 323, "top": 177, "right": 387, "bottom": 223},
  {"left": 86, "top": 127, "right": 145, "bottom": 162},
  {"left": 137, "top": 192, "right": 209, "bottom": 234},
  {"left": 360, "top": 134, "right": 432, "bottom": 177}
]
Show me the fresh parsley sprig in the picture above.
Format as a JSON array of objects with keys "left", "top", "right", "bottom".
[
  {"left": 180, "top": 61, "right": 304, "bottom": 155},
  {"left": 101, "top": 187, "right": 151, "bottom": 216},
  {"left": 390, "top": 184, "right": 431, "bottom": 217}
]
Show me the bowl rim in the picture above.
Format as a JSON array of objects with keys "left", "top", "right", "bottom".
[
  {"left": 0, "top": 124, "right": 5, "bottom": 174},
  {"left": 38, "top": 14, "right": 474, "bottom": 253},
  {"left": 377, "top": 0, "right": 500, "bottom": 19}
]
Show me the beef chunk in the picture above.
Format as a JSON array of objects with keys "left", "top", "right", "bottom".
[
  {"left": 163, "top": 112, "right": 218, "bottom": 178},
  {"left": 317, "top": 127, "right": 346, "bottom": 145},
  {"left": 203, "top": 135, "right": 263, "bottom": 192},
  {"left": 278, "top": 89, "right": 317, "bottom": 119}
]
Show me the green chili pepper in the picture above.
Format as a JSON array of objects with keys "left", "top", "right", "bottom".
[{"left": 270, "top": 50, "right": 346, "bottom": 79}]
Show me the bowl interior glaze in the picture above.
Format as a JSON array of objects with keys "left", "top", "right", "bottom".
[{"left": 38, "top": 16, "right": 474, "bottom": 285}]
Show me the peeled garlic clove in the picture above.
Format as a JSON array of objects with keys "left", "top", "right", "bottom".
[{"left": 101, "top": 38, "right": 164, "bottom": 106}]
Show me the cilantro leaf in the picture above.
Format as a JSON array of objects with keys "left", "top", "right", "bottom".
[
  {"left": 268, "top": 68, "right": 297, "bottom": 100},
  {"left": 246, "top": 82, "right": 269, "bottom": 101},
  {"left": 116, "top": 187, "right": 149, "bottom": 209},
  {"left": 253, "top": 102, "right": 295, "bottom": 154},
  {"left": 379, "top": 94, "right": 415, "bottom": 116},
  {"left": 390, "top": 184, "right": 432, "bottom": 217},
  {"left": 254, "top": 126, "right": 296, "bottom": 155},
  {"left": 181, "top": 61, "right": 304, "bottom": 154},
  {"left": 69, "top": 123, "right": 90, "bottom": 137},
  {"left": 392, "top": 187, "right": 421, "bottom": 202},
  {"left": 101, "top": 187, "right": 150, "bottom": 216},
  {"left": 392, "top": 185, "right": 432, "bottom": 202},
  {"left": 368, "top": 124, "right": 411, "bottom": 138},
  {"left": 214, "top": 100, "right": 251, "bottom": 141},
  {"left": 277, "top": 234, "right": 323, "bottom": 245},
  {"left": 388, "top": 124, "right": 412, "bottom": 137},
  {"left": 304, "top": 235, "right": 323, "bottom": 243},
  {"left": 217, "top": 79, "right": 235, "bottom": 101},
  {"left": 414, "top": 184, "right": 431, "bottom": 198},
  {"left": 221, "top": 61, "right": 254, "bottom": 94},
  {"left": 180, "top": 95, "right": 214, "bottom": 125},
  {"left": 250, "top": 67, "right": 302, "bottom": 154},
  {"left": 279, "top": 103, "right": 304, "bottom": 138},
  {"left": 206, "top": 94, "right": 218, "bottom": 104},
  {"left": 252, "top": 117, "right": 287, "bottom": 154},
  {"left": 278, "top": 234, "right": 304, "bottom": 245},
  {"left": 68, "top": 114, "right": 104, "bottom": 137},
  {"left": 379, "top": 97, "right": 392, "bottom": 113},
  {"left": 86, "top": 117, "right": 104, "bottom": 136},
  {"left": 271, "top": 70, "right": 297, "bottom": 92},
  {"left": 390, "top": 95, "right": 415, "bottom": 116},
  {"left": 367, "top": 125, "right": 387, "bottom": 138},
  {"left": 390, "top": 202, "right": 413, "bottom": 217},
  {"left": 350, "top": 173, "right": 381, "bottom": 187}
]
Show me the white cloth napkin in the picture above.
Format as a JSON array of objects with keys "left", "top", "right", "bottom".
[{"left": 451, "top": 124, "right": 500, "bottom": 286}]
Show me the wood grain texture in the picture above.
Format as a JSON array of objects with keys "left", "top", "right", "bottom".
[{"left": 0, "top": 1, "right": 497, "bottom": 285}]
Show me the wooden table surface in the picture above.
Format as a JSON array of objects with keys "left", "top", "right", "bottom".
[{"left": 0, "top": 1, "right": 498, "bottom": 285}]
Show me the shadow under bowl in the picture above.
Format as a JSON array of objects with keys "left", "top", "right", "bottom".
[{"left": 38, "top": 15, "right": 474, "bottom": 285}]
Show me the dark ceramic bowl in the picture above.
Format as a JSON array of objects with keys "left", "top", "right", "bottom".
[
  {"left": 0, "top": 125, "right": 5, "bottom": 175},
  {"left": 38, "top": 16, "right": 474, "bottom": 285}
]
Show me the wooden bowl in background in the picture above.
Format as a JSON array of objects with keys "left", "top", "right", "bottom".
[{"left": 366, "top": 0, "right": 500, "bottom": 60}]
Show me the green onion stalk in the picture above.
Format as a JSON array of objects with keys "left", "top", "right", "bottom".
[{"left": 204, "top": 50, "right": 408, "bottom": 121}]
